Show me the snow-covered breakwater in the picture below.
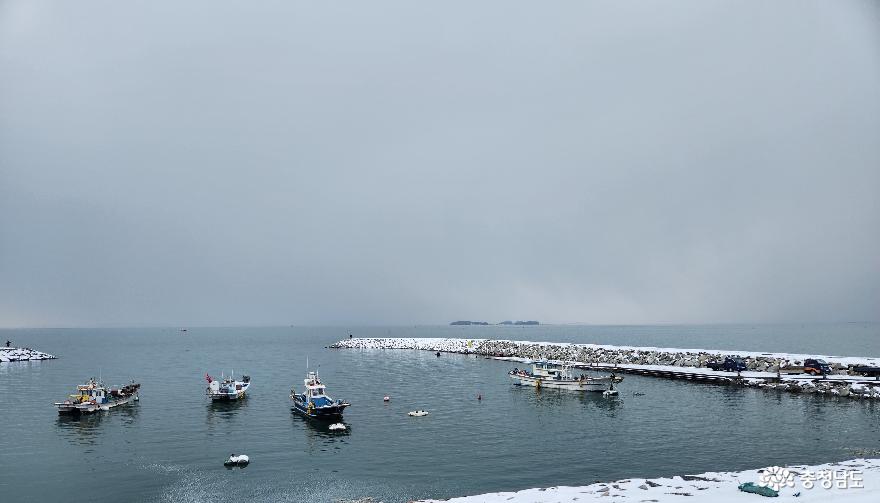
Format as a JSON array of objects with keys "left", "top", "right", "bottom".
[
  {"left": 415, "top": 458, "right": 880, "bottom": 502},
  {"left": 331, "top": 337, "right": 879, "bottom": 374},
  {"left": 331, "top": 338, "right": 880, "bottom": 398},
  {"left": 0, "top": 347, "right": 56, "bottom": 362}
]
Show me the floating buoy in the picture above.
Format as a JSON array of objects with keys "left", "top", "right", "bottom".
[
  {"left": 329, "top": 423, "right": 346, "bottom": 431},
  {"left": 408, "top": 410, "right": 429, "bottom": 417},
  {"left": 477, "top": 394, "right": 482, "bottom": 401},
  {"left": 603, "top": 390, "right": 618, "bottom": 397},
  {"left": 383, "top": 396, "right": 390, "bottom": 402},
  {"left": 224, "top": 454, "right": 249, "bottom": 467}
]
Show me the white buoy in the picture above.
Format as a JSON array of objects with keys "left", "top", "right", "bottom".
[
  {"left": 224, "top": 454, "right": 250, "bottom": 467},
  {"left": 383, "top": 396, "right": 390, "bottom": 402},
  {"left": 329, "top": 423, "right": 346, "bottom": 431}
]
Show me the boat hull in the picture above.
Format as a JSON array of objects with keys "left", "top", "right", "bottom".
[
  {"left": 291, "top": 399, "right": 349, "bottom": 419},
  {"left": 208, "top": 392, "right": 247, "bottom": 401},
  {"left": 55, "top": 393, "right": 139, "bottom": 415}
]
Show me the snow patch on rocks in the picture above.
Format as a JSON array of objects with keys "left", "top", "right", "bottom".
[
  {"left": 0, "top": 347, "right": 56, "bottom": 362},
  {"left": 332, "top": 337, "right": 879, "bottom": 369}
]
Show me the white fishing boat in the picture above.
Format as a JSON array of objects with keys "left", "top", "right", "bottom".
[
  {"left": 509, "top": 361, "right": 622, "bottom": 392},
  {"left": 205, "top": 372, "right": 251, "bottom": 401},
  {"left": 54, "top": 378, "right": 140, "bottom": 414}
]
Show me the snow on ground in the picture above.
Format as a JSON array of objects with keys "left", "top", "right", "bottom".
[
  {"left": 0, "top": 347, "right": 56, "bottom": 362},
  {"left": 332, "top": 337, "right": 483, "bottom": 353},
  {"left": 332, "top": 337, "right": 879, "bottom": 367},
  {"left": 416, "top": 458, "right": 880, "bottom": 503}
]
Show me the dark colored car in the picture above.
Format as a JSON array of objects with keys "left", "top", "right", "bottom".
[
  {"left": 852, "top": 366, "right": 880, "bottom": 378},
  {"left": 707, "top": 356, "right": 748, "bottom": 372},
  {"left": 804, "top": 358, "right": 832, "bottom": 375}
]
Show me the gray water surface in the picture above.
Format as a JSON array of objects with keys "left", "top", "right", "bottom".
[{"left": 1, "top": 324, "right": 878, "bottom": 502}]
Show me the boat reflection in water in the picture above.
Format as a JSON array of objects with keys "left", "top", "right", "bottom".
[
  {"left": 55, "top": 404, "right": 140, "bottom": 446},
  {"left": 206, "top": 395, "right": 249, "bottom": 427},
  {"left": 512, "top": 384, "right": 623, "bottom": 417},
  {"left": 298, "top": 416, "right": 352, "bottom": 437}
]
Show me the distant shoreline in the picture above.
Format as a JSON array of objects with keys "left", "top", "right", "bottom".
[{"left": 450, "top": 320, "right": 539, "bottom": 326}]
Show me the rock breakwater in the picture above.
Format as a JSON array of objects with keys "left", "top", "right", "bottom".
[
  {"left": 332, "top": 337, "right": 877, "bottom": 374},
  {"left": 0, "top": 347, "right": 57, "bottom": 362},
  {"left": 331, "top": 337, "right": 880, "bottom": 399}
]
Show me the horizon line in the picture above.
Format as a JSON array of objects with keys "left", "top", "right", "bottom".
[{"left": 0, "top": 320, "right": 876, "bottom": 330}]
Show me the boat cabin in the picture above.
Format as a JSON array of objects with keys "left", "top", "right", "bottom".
[
  {"left": 300, "top": 371, "right": 335, "bottom": 406},
  {"left": 73, "top": 381, "right": 108, "bottom": 404},
  {"left": 531, "top": 362, "right": 575, "bottom": 380}
]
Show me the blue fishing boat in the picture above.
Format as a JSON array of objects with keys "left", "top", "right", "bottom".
[{"left": 291, "top": 370, "right": 350, "bottom": 419}]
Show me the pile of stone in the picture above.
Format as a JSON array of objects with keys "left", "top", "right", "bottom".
[
  {"left": 468, "top": 339, "right": 863, "bottom": 374},
  {"left": 336, "top": 338, "right": 876, "bottom": 377},
  {"left": 0, "top": 347, "right": 57, "bottom": 362},
  {"left": 744, "top": 378, "right": 880, "bottom": 398}
]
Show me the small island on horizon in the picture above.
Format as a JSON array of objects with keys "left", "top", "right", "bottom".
[{"left": 450, "top": 320, "right": 540, "bottom": 326}]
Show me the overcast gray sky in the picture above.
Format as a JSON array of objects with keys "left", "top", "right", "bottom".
[{"left": 1, "top": 1, "right": 878, "bottom": 327}]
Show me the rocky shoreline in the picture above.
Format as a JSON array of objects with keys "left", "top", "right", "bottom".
[
  {"left": 331, "top": 337, "right": 880, "bottom": 399},
  {"left": 0, "top": 347, "right": 57, "bottom": 362}
]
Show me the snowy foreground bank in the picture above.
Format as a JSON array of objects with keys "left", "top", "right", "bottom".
[
  {"left": 331, "top": 338, "right": 880, "bottom": 398},
  {"left": 0, "top": 347, "right": 56, "bottom": 362},
  {"left": 415, "top": 458, "right": 880, "bottom": 502}
]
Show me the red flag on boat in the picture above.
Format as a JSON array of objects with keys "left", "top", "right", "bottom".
[{"left": 205, "top": 373, "right": 212, "bottom": 383}]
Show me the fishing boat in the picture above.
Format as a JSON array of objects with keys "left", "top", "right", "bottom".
[
  {"left": 205, "top": 372, "right": 250, "bottom": 401},
  {"left": 291, "top": 370, "right": 350, "bottom": 419},
  {"left": 509, "top": 361, "right": 622, "bottom": 392},
  {"left": 54, "top": 378, "right": 140, "bottom": 414}
]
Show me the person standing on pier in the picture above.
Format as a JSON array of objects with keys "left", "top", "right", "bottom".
[{"left": 4, "top": 340, "right": 10, "bottom": 347}]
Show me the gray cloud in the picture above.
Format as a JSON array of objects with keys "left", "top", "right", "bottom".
[{"left": 1, "top": 1, "right": 878, "bottom": 326}]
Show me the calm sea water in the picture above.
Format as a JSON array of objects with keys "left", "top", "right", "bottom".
[{"left": 1, "top": 324, "right": 879, "bottom": 503}]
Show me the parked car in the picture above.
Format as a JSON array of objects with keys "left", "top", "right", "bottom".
[
  {"left": 707, "top": 356, "right": 747, "bottom": 372},
  {"left": 851, "top": 366, "right": 880, "bottom": 379},
  {"left": 804, "top": 358, "right": 831, "bottom": 376}
]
